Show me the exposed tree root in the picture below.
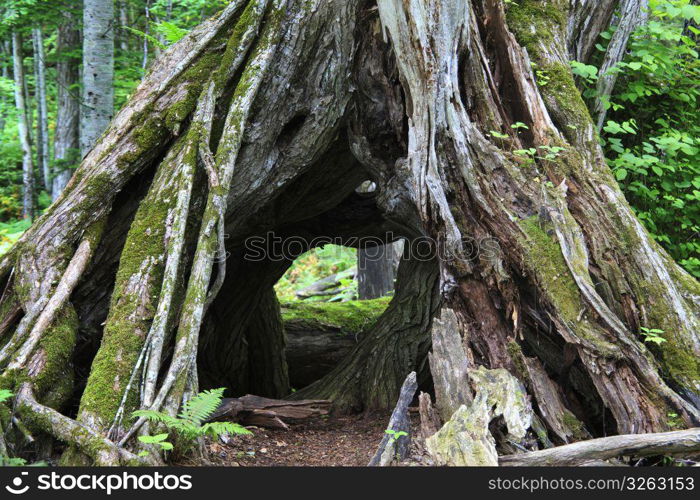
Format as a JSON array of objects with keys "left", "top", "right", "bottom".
[{"left": 15, "top": 384, "right": 155, "bottom": 466}]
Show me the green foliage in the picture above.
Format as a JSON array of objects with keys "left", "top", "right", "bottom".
[
  {"left": 640, "top": 326, "right": 668, "bottom": 345},
  {"left": 137, "top": 433, "right": 173, "bottom": 457},
  {"left": 0, "top": 218, "right": 30, "bottom": 255},
  {"left": 384, "top": 429, "right": 408, "bottom": 442},
  {"left": 0, "top": 388, "right": 12, "bottom": 403},
  {"left": 132, "top": 388, "right": 251, "bottom": 454},
  {"left": 275, "top": 245, "right": 358, "bottom": 301},
  {"left": 152, "top": 21, "right": 189, "bottom": 44},
  {"left": 579, "top": 0, "right": 700, "bottom": 277},
  {"left": 122, "top": 26, "right": 167, "bottom": 51}
]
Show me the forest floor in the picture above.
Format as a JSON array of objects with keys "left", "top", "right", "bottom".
[{"left": 205, "top": 411, "right": 428, "bottom": 466}]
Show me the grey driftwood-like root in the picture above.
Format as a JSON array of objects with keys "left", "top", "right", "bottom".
[{"left": 500, "top": 428, "right": 700, "bottom": 466}]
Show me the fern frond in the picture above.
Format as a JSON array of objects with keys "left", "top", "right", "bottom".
[
  {"left": 122, "top": 26, "right": 167, "bottom": 50},
  {"left": 132, "top": 409, "right": 181, "bottom": 428},
  {"left": 179, "top": 388, "right": 225, "bottom": 426},
  {"left": 200, "top": 421, "right": 252, "bottom": 439},
  {"left": 152, "top": 21, "right": 189, "bottom": 44},
  {"left": 0, "top": 389, "right": 13, "bottom": 403}
]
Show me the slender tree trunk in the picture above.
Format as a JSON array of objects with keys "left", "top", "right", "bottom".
[
  {"left": 118, "top": 1, "right": 130, "bottom": 54},
  {"left": 53, "top": 14, "right": 81, "bottom": 200},
  {"left": 81, "top": 0, "right": 114, "bottom": 157},
  {"left": 142, "top": 0, "right": 151, "bottom": 70},
  {"left": 357, "top": 244, "right": 396, "bottom": 299},
  {"left": 32, "top": 27, "right": 50, "bottom": 190},
  {"left": 0, "top": 0, "right": 698, "bottom": 466},
  {"left": 0, "top": 41, "right": 9, "bottom": 135},
  {"left": 11, "top": 31, "right": 34, "bottom": 220}
]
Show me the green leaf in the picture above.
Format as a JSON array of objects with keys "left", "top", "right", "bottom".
[
  {"left": 615, "top": 168, "right": 628, "bottom": 181},
  {"left": 180, "top": 388, "right": 225, "bottom": 425}
]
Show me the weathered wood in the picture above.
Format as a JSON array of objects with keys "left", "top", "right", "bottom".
[
  {"left": 521, "top": 355, "right": 590, "bottom": 444},
  {"left": 368, "top": 371, "right": 417, "bottom": 466},
  {"left": 425, "top": 367, "right": 533, "bottom": 467},
  {"left": 209, "top": 394, "right": 331, "bottom": 430},
  {"left": 428, "top": 308, "right": 472, "bottom": 421},
  {"left": 500, "top": 428, "right": 700, "bottom": 466},
  {"left": 15, "top": 383, "right": 153, "bottom": 466},
  {"left": 418, "top": 392, "right": 441, "bottom": 441}
]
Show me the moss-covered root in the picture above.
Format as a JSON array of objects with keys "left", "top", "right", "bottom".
[
  {"left": 119, "top": 3, "right": 287, "bottom": 446},
  {"left": 16, "top": 383, "right": 155, "bottom": 466},
  {"left": 76, "top": 140, "right": 193, "bottom": 434},
  {"left": 9, "top": 219, "right": 105, "bottom": 371}
]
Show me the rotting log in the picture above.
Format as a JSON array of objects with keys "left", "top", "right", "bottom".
[
  {"left": 209, "top": 395, "right": 331, "bottom": 430},
  {"left": 282, "top": 298, "right": 388, "bottom": 387},
  {"left": 500, "top": 428, "right": 700, "bottom": 466}
]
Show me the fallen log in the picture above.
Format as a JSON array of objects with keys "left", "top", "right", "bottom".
[
  {"left": 209, "top": 395, "right": 331, "bottom": 430},
  {"left": 500, "top": 428, "right": 700, "bottom": 466},
  {"left": 281, "top": 299, "right": 388, "bottom": 387},
  {"left": 294, "top": 268, "right": 356, "bottom": 299},
  {"left": 369, "top": 371, "right": 417, "bottom": 466}
]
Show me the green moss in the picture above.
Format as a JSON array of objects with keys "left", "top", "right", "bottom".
[
  {"left": 518, "top": 216, "right": 582, "bottom": 320},
  {"left": 29, "top": 305, "right": 79, "bottom": 408},
  {"left": 517, "top": 216, "right": 618, "bottom": 355},
  {"left": 78, "top": 188, "right": 172, "bottom": 426},
  {"left": 214, "top": 0, "right": 266, "bottom": 91},
  {"left": 280, "top": 298, "right": 391, "bottom": 333},
  {"left": 506, "top": 1, "right": 595, "bottom": 142},
  {"left": 506, "top": 340, "right": 528, "bottom": 381},
  {"left": 561, "top": 411, "right": 587, "bottom": 440},
  {"left": 164, "top": 52, "right": 220, "bottom": 132}
]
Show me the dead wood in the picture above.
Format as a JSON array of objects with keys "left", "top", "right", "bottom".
[
  {"left": 368, "top": 371, "right": 417, "bottom": 466},
  {"left": 209, "top": 394, "right": 331, "bottom": 430},
  {"left": 500, "top": 428, "right": 700, "bottom": 466}
]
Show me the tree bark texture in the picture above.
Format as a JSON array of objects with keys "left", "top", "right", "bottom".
[
  {"left": 357, "top": 242, "right": 399, "bottom": 299},
  {"left": 0, "top": 0, "right": 698, "bottom": 465},
  {"left": 81, "top": 0, "right": 115, "bottom": 156},
  {"left": 11, "top": 32, "right": 34, "bottom": 220},
  {"left": 32, "top": 27, "right": 50, "bottom": 190},
  {"left": 53, "top": 13, "right": 81, "bottom": 200}
]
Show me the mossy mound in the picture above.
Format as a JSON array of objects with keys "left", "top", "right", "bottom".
[{"left": 280, "top": 297, "right": 391, "bottom": 333}]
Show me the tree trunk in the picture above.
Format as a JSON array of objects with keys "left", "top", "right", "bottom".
[
  {"left": 11, "top": 31, "right": 34, "bottom": 220},
  {"left": 81, "top": 0, "right": 114, "bottom": 157},
  {"left": 0, "top": 0, "right": 699, "bottom": 465},
  {"left": 118, "top": 1, "right": 130, "bottom": 54},
  {"left": 32, "top": 27, "right": 50, "bottom": 190},
  {"left": 357, "top": 242, "right": 398, "bottom": 299},
  {"left": 0, "top": 41, "right": 10, "bottom": 135},
  {"left": 53, "top": 13, "right": 81, "bottom": 200}
]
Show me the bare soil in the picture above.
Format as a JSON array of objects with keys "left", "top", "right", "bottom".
[{"left": 207, "top": 412, "right": 416, "bottom": 466}]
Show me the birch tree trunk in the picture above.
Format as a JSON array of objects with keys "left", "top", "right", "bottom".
[
  {"left": 0, "top": 41, "right": 9, "bottom": 135},
  {"left": 32, "top": 27, "right": 50, "bottom": 190},
  {"left": 53, "top": 13, "right": 81, "bottom": 200},
  {"left": 11, "top": 31, "right": 34, "bottom": 220},
  {"left": 80, "top": 0, "right": 114, "bottom": 157},
  {"left": 0, "top": 0, "right": 698, "bottom": 465}
]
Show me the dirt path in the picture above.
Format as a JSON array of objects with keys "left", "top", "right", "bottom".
[{"left": 208, "top": 413, "right": 393, "bottom": 466}]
